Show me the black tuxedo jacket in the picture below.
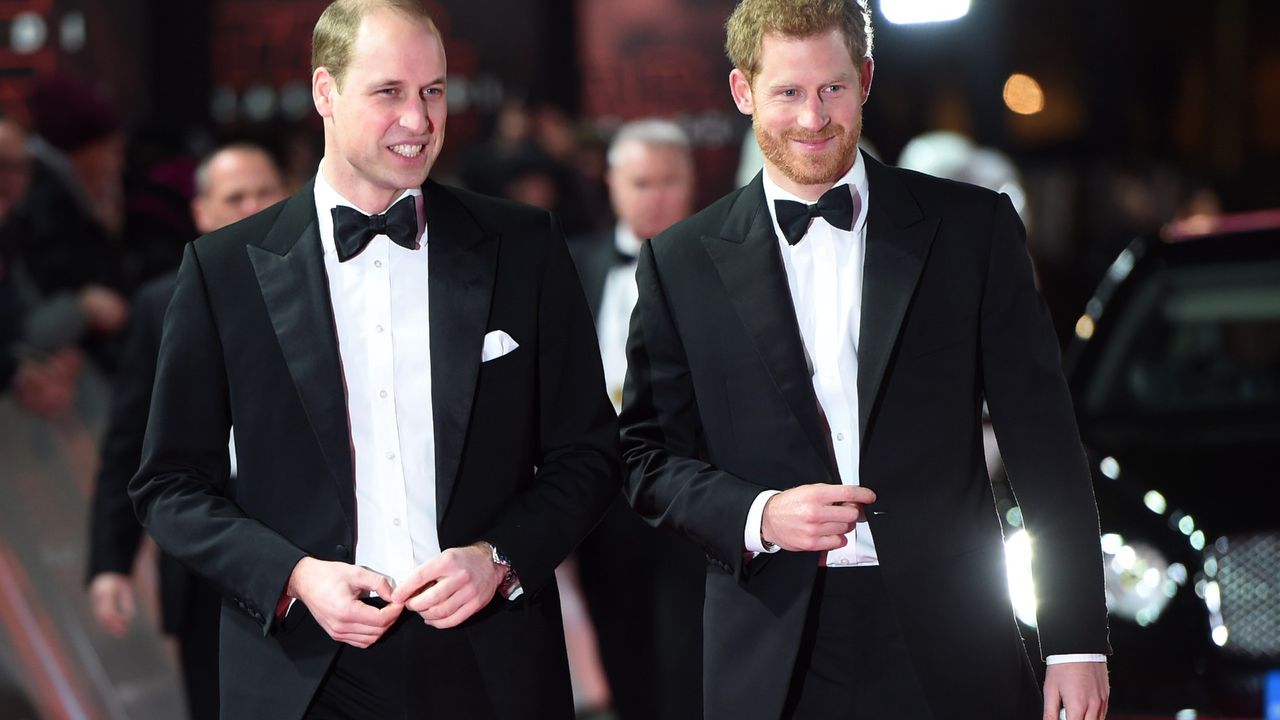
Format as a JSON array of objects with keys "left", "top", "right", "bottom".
[
  {"left": 566, "top": 230, "right": 617, "bottom": 320},
  {"left": 130, "top": 179, "right": 620, "bottom": 720},
  {"left": 621, "top": 153, "right": 1110, "bottom": 720}
]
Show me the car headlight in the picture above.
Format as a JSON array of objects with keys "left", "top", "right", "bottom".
[{"left": 1100, "top": 532, "right": 1182, "bottom": 626}]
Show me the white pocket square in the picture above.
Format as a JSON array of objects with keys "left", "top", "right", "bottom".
[{"left": 481, "top": 330, "right": 520, "bottom": 362}]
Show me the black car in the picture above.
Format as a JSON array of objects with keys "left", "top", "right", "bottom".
[{"left": 997, "top": 211, "right": 1280, "bottom": 716}]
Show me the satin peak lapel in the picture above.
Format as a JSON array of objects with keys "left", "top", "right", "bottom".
[
  {"left": 702, "top": 177, "right": 836, "bottom": 478},
  {"left": 247, "top": 180, "right": 355, "bottom": 527},
  {"left": 424, "top": 182, "right": 497, "bottom": 519},
  {"left": 857, "top": 157, "right": 940, "bottom": 443}
]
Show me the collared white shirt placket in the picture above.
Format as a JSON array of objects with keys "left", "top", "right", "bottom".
[
  {"left": 315, "top": 175, "right": 440, "bottom": 588},
  {"left": 767, "top": 161, "right": 877, "bottom": 567}
]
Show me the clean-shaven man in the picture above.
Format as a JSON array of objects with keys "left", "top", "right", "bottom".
[{"left": 130, "top": 2, "right": 618, "bottom": 718}]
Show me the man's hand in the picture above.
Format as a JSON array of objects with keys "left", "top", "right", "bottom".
[
  {"left": 78, "top": 285, "right": 128, "bottom": 334},
  {"left": 761, "top": 483, "right": 876, "bottom": 552},
  {"left": 389, "top": 543, "right": 505, "bottom": 629},
  {"left": 285, "top": 557, "right": 403, "bottom": 648},
  {"left": 1043, "top": 662, "right": 1109, "bottom": 720},
  {"left": 88, "top": 572, "right": 135, "bottom": 637}
]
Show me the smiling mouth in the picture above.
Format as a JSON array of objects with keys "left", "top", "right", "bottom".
[
  {"left": 794, "top": 136, "right": 834, "bottom": 148},
  {"left": 389, "top": 144, "right": 426, "bottom": 158}
]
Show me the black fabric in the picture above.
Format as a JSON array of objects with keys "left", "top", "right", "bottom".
[
  {"left": 782, "top": 568, "right": 933, "bottom": 720},
  {"left": 773, "top": 183, "right": 856, "bottom": 246},
  {"left": 621, "top": 154, "right": 1108, "bottom": 720},
  {"left": 331, "top": 195, "right": 418, "bottom": 262},
  {"left": 305, "top": 615, "right": 496, "bottom": 720},
  {"left": 131, "top": 179, "right": 618, "bottom": 719},
  {"left": 177, "top": 576, "right": 222, "bottom": 720},
  {"left": 566, "top": 230, "right": 706, "bottom": 720}
]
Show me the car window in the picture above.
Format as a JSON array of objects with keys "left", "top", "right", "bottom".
[{"left": 1083, "top": 260, "right": 1280, "bottom": 413}]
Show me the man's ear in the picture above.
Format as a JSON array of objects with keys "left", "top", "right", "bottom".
[
  {"left": 191, "top": 198, "right": 210, "bottom": 236},
  {"left": 859, "top": 57, "right": 874, "bottom": 105},
  {"left": 313, "top": 67, "right": 336, "bottom": 118},
  {"left": 729, "top": 68, "right": 754, "bottom": 116}
]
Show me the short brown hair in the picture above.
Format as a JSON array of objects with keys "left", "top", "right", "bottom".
[
  {"left": 311, "top": 0, "right": 439, "bottom": 89},
  {"left": 725, "top": 0, "right": 873, "bottom": 84}
]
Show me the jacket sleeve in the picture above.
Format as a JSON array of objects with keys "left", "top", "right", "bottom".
[
  {"left": 129, "top": 244, "right": 306, "bottom": 637},
  {"left": 619, "top": 240, "right": 767, "bottom": 581},
  {"left": 979, "top": 193, "right": 1111, "bottom": 657}
]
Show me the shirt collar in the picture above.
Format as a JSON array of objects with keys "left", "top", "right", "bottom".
[
  {"left": 761, "top": 149, "right": 869, "bottom": 244},
  {"left": 313, "top": 169, "right": 424, "bottom": 258},
  {"left": 614, "top": 223, "right": 644, "bottom": 259}
]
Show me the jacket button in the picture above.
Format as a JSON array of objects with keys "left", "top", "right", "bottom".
[{"left": 335, "top": 544, "right": 349, "bottom": 559}]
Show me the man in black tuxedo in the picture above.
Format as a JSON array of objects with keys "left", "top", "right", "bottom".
[
  {"left": 86, "top": 142, "right": 286, "bottom": 720},
  {"left": 620, "top": 1, "right": 1111, "bottom": 719},
  {"left": 129, "top": 2, "right": 618, "bottom": 718},
  {"left": 569, "top": 119, "right": 705, "bottom": 719}
]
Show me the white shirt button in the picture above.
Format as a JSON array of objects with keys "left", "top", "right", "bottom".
[
  {"left": 386, "top": 451, "right": 396, "bottom": 460},
  {"left": 836, "top": 432, "right": 845, "bottom": 442},
  {"left": 374, "top": 260, "right": 383, "bottom": 268},
  {"left": 376, "top": 324, "right": 384, "bottom": 333},
  {"left": 379, "top": 390, "right": 388, "bottom": 399},
  {"left": 392, "top": 517, "right": 401, "bottom": 526}
]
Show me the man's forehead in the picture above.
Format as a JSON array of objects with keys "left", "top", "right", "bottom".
[
  {"left": 755, "top": 30, "right": 855, "bottom": 73},
  {"left": 348, "top": 11, "right": 445, "bottom": 67},
  {"left": 211, "top": 156, "right": 277, "bottom": 190}
]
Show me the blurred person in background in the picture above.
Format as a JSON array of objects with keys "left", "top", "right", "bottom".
[
  {"left": 570, "top": 118, "right": 706, "bottom": 720},
  {"left": 620, "top": 1, "right": 1111, "bottom": 718},
  {"left": 1, "top": 112, "right": 110, "bottom": 417},
  {"left": 86, "top": 143, "right": 287, "bottom": 720}
]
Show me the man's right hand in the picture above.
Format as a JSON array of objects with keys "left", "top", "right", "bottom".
[
  {"left": 88, "top": 572, "right": 136, "bottom": 637},
  {"left": 285, "top": 557, "right": 403, "bottom": 648},
  {"left": 760, "top": 483, "right": 877, "bottom": 552}
]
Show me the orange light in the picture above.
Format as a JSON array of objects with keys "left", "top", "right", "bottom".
[{"left": 1003, "top": 73, "right": 1045, "bottom": 115}]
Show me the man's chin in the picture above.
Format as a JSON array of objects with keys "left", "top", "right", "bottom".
[{"left": 777, "top": 158, "right": 852, "bottom": 188}]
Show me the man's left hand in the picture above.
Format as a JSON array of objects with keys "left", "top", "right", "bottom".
[
  {"left": 1043, "top": 662, "right": 1109, "bottom": 720},
  {"left": 390, "top": 542, "right": 505, "bottom": 629}
]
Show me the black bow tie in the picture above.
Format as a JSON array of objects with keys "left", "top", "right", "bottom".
[
  {"left": 774, "top": 184, "right": 857, "bottom": 246},
  {"left": 332, "top": 195, "right": 419, "bottom": 262}
]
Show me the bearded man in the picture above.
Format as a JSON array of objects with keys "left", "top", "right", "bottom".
[{"left": 618, "top": 1, "right": 1111, "bottom": 718}]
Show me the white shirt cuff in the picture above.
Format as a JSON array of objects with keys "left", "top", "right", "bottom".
[
  {"left": 1045, "top": 653, "right": 1107, "bottom": 665},
  {"left": 744, "top": 490, "right": 783, "bottom": 553}
]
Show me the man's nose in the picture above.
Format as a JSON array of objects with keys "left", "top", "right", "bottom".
[
  {"left": 400, "top": 102, "right": 429, "bottom": 134},
  {"left": 797, "top": 95, "right": 829, "bottom": 131}
]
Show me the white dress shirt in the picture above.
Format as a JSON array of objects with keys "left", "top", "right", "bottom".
[
  {"left": 742, "top": 158, "right": 876, "bottom": 568},
  {"left": 314, "top": 171, "right": 440, "bottom": 589},
  {"left": 596, "top": 224, "right": 644, "bottom": 411}
]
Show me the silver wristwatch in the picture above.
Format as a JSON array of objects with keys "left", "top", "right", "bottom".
[{"left": 485, "top": 541, "right": 522, "bottom": 600}]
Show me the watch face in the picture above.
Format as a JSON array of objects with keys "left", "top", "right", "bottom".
[{"left": 489, "top": 543, "right": 510, "bottom": 567}]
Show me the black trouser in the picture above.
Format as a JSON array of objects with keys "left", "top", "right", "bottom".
[
  {"left": 782, "top": 567, "right": 935, "bottom": 720},
  {"left": 176, "top": 581, "right": 221, "bottom": 720},
  {"left": 304, "top": 602, "right": 496, "bottom": 720}
]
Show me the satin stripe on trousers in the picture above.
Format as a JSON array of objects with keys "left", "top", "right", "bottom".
[{"left": 782, "top": 566, "right": 935, "bottom": 720}]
